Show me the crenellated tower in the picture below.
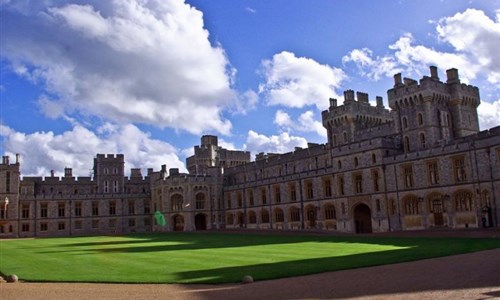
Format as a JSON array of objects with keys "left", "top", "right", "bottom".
[
  {"left": 322, "top": 90, "right": 393, "bottom": 147},
  {"left": 93, "top": 154, "right": 125, "bottom": 193},
  {"left": 387, "top": 66, "right": 480, "bottom": 152}
]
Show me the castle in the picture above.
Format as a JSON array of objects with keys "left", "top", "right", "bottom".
[{"left": 1, "top": 66, "right": 499, "bottom": 238}]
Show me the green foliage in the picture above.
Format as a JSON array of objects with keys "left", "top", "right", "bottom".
[{"left": 1, "top": 233, "right": 499, "bottom": 284}]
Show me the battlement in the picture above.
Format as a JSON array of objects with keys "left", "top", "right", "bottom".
[
  {"left": 95, "top": 154, "right": 125, "bottom": 160},
  {"left": 388, "top": 66, "right": 480, "bottom": 109}
]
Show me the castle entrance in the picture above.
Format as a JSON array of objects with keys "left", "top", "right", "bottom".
[
  {"left": 195, "top": 214, "right": 207, "bottom": 230},
  {"left": 354, "top": 203, "right": 372, "bottom": 233},
  {"left": 173, "top": 215, "right": 184, "bottom": 231}
]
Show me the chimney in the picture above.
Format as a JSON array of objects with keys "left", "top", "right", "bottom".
[
  {"left": 394, "top": 73, "right": 403, "bottom": 86},
  {"left": 446, "top": 68, "right": 460, "bottom": 84},
  {"left": 430, "top": 66, "right": 439, "bottom": 80},
  {"left": 50, "top": 170, "right": 55, "bottom": 177},
  {"left": 2, "top": 156, "right": 8, "bottom": 165},
  {"left": 64, "top": 168, "right": 72, "bottom": 177},
  {"left": 376, "top": 96, "right": 384, "bottom": 108},
  {"left": 329, "top": 98, "right": 337, "bottom": 107}
]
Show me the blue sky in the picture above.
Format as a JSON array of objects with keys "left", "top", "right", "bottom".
[{"left": 1, "top": 0, "right": 500, "bottom": 176}]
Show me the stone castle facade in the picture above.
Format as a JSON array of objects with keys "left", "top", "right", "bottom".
[{"left": 1, "top": 67, "right": 499, "bottom": 238}]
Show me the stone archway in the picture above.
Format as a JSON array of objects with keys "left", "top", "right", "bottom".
[
  {"left": 195, "top": 213, "right": 207, "bottom": 230},
  {"left": 172, "top": 214, "right": 184, "bottom": 231},
  {"left": 353, "top": 203, "right": 372, "bottom": 233}
]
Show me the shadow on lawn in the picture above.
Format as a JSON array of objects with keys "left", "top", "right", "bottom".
[{"left": 40, "top": 233, "right": 430, "bottom": 254}]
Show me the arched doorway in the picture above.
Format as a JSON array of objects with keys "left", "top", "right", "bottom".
[
  {"left": 354, "top": 203, "right": 372, "bottom": 233},
  {"left": 172, "top": 215, "right": 184, "bottom": 231},
  {"left": 305, "top": 205, "right": 317, "bottom": 229},
  {"left": 195, "top": 213, "right": 207, "bottom": 230}
]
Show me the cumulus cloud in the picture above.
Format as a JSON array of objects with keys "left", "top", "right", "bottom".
[
  {"left": 343, "top": 9, "right": 500, "bottom": 84},
  {"left": 1, "top": 0, "right": 236, "bottom": 135},
  {"left": 244, "top": 130, "right": 308, "bottom": 156},
  {"left": 274, "top": 110, "right": 326, "bottom": 138},
  {"left": 259, "top": 51, "right": 346, "bottom": 110},
  {"left": 477, "top": 99, "right": 500, "bottom": 130},
  {"left": 0, "top": 123, "right": 186, "bottom": 177}
]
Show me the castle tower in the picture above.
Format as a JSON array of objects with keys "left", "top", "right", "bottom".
[
  {"left": 387, "top": 66, "right": 480, "bottom": 152},
  {"left": 93, "top": 154, "right": 125, "bottom": 193},
  {"left": 322, "top": 90, "right": 393, "bottom": 147},
  {"left": 0, "top": 155, "right": 21, "bottom": 237}
]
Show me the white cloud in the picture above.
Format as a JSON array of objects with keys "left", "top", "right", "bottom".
[
  {"left": 477, "top": 99, "right": 500, "bottom": 130},
  {"left": 342, "top": 48, "right": 402, "bottom": 80},
  {"left": 259, "top": 51, "right": 346, "bottom": 110},
  {"left": 244, "top": 130, "right": 308, "bottom": 157},
  {"left": 343, "top": 9, "right": 500, "bottom": 85},
  {"left": 274, "top": 110, "right": 326, "bottom": 138},
  {"left": 1, "top": 0, "right": 236, "bottom": 135},
  {"left": 0, "top": 123, "right": 186, "bottom": 177}
]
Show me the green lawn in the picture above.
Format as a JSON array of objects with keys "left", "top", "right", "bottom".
[{"left": 1, "top": 232, "right": 499, "bottom": 284}]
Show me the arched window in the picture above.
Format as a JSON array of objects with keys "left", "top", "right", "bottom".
[
  {"left": 274, "top": 208, "right": 284, "bottom": 222},
  {"left": 420, "top": 133, "right": 426, "bottom": 149},
  {"left": 195, "top": 193, "right": 205, "bottom": 210},
  {"left": 171, "top": 194, "right": 183, "bottom": 212},
  {"left": 354, "top": 157, "right": 359, "bottom": 167},
  {"left": 418, "top": 113, "right": 423, "bottom": 125},
  {"left": 343, "top": 131, "right": 347, "bottom": 143},
  {"left": 402, "top": 117, "right": 408, "bottom": 129},
  {"left": 372, "top": 154, "right": 376, "bottom": 164},
  {"left": 337, "top": 160, "right": 342, "bottom": 169},
  {"left": 333, "top": 134, "right": 337, "bottom": 145}
]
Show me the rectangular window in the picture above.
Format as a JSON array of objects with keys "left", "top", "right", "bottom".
[
  {"left": 40, "top": 203, "right": 48, "bottom": 218},
  {"left": 0, "top": 206, "right": 6, "bottom": 219},
  {"left": 274, "top": 186, "right": 281, "bottom": 203},
  {"left": 104, "top": 180, "right": 109, "bottom": 193},
  {"left": 323, "top": 179, "right": 332, "bottom": 198},
  {"left": 144, "top": 202, "right": 151, "bottom": 214},
  {"left": 109, "top": 201, "right": 116, "bottom": 215},
  {"left": 338, "top": 176, "right": 345, "bottom": 196},
  {"left": 74, "top": 220, "right": 82, "bottom": 230},
  {"left": 128, "top": 218, "right": 136, "bottom": 227},
  {"left": 75, "top": 202, "right": 82, "bottom": 217},
  {"left": 453, "top": 157, "right": 467, "bottom": 182},
  {"left": 248, "top": 190, "right": 254, "bottom": 206},
  {"left": 306, "top": 181, "right": 314, "bottom": 199},
  {"left": 261, "top": 189, "right": 267, "bottom": 205},
  {"left": 128, "top": 200, "right": 135, "bottom": 215},
  {"left": 58, "top": 202, "right": 65, "bottom": 217},
  {"left": 427, "top": 161, "right": 440, "bottom": 185},
  {"left": 113, "top": 180, "right": 119, "bottom": 193},
  {"left": 5, "top": 171, "right": 10, "bottom": 193},
  {"left": 40, "top": 223, "right": 48, "bottom": 232},
  {"left": 237, "top": 193, "right": 243, "bottom": 208},
  {"left": 290, "top": 184, "right": 297, "bottom": 201},
  {"left": 58, "top": 222, "right": 65, "bottom": 231},
  {"left": 226, "top": 194, "right": 231, "bottom": 209},
  {"left": 403, "top": 165, "right": 414, "bottom": 188},
  {"left": 22, "top": 204, "right": 30, "bottom": 219},
  {"left": 22, "top": 223, "right": 30, "bottom": 232},
  {"left": 92, "top": 201, "right": 99, "bottom": 216},
  {"left": 372, "top": 170, "right": 380, "bottom": 192},
  {"left": 354, "top": 174, "right": 363, "bottom": 194}
]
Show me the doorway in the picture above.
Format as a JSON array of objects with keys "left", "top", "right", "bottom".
[{"left": 354, "top": 203, "right": 372, "bottom": 233}]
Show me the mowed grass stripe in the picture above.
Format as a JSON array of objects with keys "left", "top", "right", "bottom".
[{"left": 1, "top": 232, "right": 499, "bottom": 283}]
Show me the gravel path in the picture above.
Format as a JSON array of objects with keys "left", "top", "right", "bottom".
[{"left": 2, "top": 229, "right": 500, "bottom": 300}]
